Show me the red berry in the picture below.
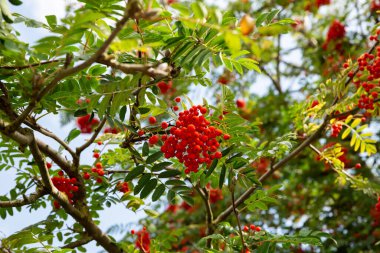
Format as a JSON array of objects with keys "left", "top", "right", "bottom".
[
  {"left": 149, "top": 135, "right": 159, "bottom": 145},
  {"left": 95, "top": 162, "right": 102, "bottom": 169},
  {"left": 175, "top": 97, "right": 181, "bottom": 103},
  {"left": 70, "top": 178, "right": 77, "bottom": 184},
  {"left": 46, "top": 162, "right": 52, "bottom": 169},
  {"left": 311, "top": 100, "right": 319, "bottom": 108},
  {"left": 93, "top": 153, "right": 100, "bottom": 159},
  {"left": 250, "top": 224, "right": 256, "bottom": 230},
  {"left": 58, "top": 170, "right": 64, "bottom": 177},
  {"left": 200, "top": 107, "right": 207, "bottom": 114},
  {"left": 223, "top": 134, "right": 231, "bottom": 140},
  {"left": 173, "top": 106, "right": 179, "bottom": 111},
  {"left": 85, "top": 98, "right": 91, "bottom": 103},
  {"left": 243, "top": 226, "right": 249, "bottom": 232},
  {"left": 372, "top": 91, "right": 378, "bottom": 99},
  {"left": 83, "top": 172, "right": 90, "bottom": 180},
  {"left": 96, "top": 177, "right": 103, "bottom": 184},
  {"left": 161, "top": 121, "right": 169, "bottom": 129},
  {"left": 355, "top": 163, "right": 361, "bottom": 169},
  {"left": 97, "top": 169, "right": 105, "bottom": 176},
  {"left": 149, "top": 116, "right": 157, "bottom": 124},
  {"left": 236, "top": 99, "right": 246, "bottom": 108},
  {"left": 53, "top": 200, "right": 60, "bottom": 209},
  {"left": 138, "top": 130, "right": 145, "bottom": 136},
  {"left": 255, "top": 226, "right": 262, "bottom": 232},
  {"left": 131, "top": 229, "right": 135, "bottom": 234},
  {"left": 97, "top": 141, "right": 103, "bottom": 145}
]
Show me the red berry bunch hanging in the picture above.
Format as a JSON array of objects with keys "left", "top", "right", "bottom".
[
  {"left": 116, "top": 181, "right": 130, "bottom": 193},
  {"left": 76, "top": 114, "right": 100, "bottom": 134},
  {"left": 326, "top": 20, "right": 346, "bottom": 42},
  {"left": 330, "top": 123, "right": 342, "bottom": 137},
  {"left": 134, "top": 228, "right": 151, "bottom": 253},
  {"left": 91, "top": 162, "right": 105, "bottom": 183},
  {"left": 350, "top": 43, "right": 380, "bottom": 112},
  {"left": 160, "top": 105, "right": 223, "bottom": 174},
  {"left": 51, "top": 173, "right": 79, "bottom": 207},
  {"left": 322, "top": 20, "right": 345, "bottom": 50}
]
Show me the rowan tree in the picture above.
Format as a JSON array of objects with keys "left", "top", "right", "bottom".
[{"left": 0, "top": 0, "right": 379, "bottom": 252}]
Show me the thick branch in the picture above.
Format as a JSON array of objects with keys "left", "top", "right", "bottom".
[
  {"left": 28, "top": 130, "right": 124, "bottom": 253},
  {"left": 0, "top": 188, "right": 47, "bottom": 208},
  {"left": 97, "top": 54, "right": 172, "bottom": 77}
]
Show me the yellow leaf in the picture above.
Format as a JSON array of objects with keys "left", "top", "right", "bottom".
[
  {"left": 345, "top": 115, "right": 353, "bottom": 124},
  {"left": 354, "top": 138, "right": 361, "bottom": 151},
  {"left": 351, "top": 118, "right": 361, "bottom": 128},
  {"left": 341, "top": 127, "right": 351, "bottom": 140},
  {"left": 350, "top": 133, "right": 357, "bottom": 147}
]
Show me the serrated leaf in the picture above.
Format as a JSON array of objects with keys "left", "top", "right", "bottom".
[
  {"left": 158, "top": 170, "right": 182, "bottom": 178},
  {"left": 146, "top": 151, "right": 163, "bottom": 164},
  {"left": 140, "top": 179, "right": 157, "bottom": 199},
  {"left": 152, "top": 184, "right": 166, "bottom": 201},
  {"left": 125, "top": 165, "right": 145, "bottom": 181},
  {"left": 144, "top": 208, "right": 159, "bottom": 217}
]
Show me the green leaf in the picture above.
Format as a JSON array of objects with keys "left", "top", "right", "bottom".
[
  {"left": 140, "top": 179, "right": 157, "bottom": 199},
  {"left": 146, "top": 151, "right": 163, "bottom": 164},
  {"left": 158, "top": 170, "right": 182, "bottom": 178},
  {"left": 142, "top": 142, "right": 149, "bottom": 157},
  {"left": 191, "top": 1, "right": 208, "bottom": 19},
  {"left": 152, "top": 184, "right": 165, "bottom": 201},
  {"left": 144, "top": 208, "right": 159, "bottom": 218},
  {"left": 66, "top": 129, "right": 81, "bottom": 143},
  {"left": 125, "top": 165, "right": 145, "bottom": 181},
  {"left": 151, "top": 162, "right": 172, "bottom": 172},
  {"left": 45, "top": 15, "right": 57, "bottom": 28},
  {"left": 206, "top": 159, "right": 218, "bottom": 177},
  {"left": 219, "top": 164, "right": 226, "bottom": 189}
]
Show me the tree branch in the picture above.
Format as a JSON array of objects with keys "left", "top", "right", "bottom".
[
  {"left": 76, "top": 117, "right": 107, "bottom": 155},
  {"left": 0, "top": 60, "right": 60, "bottom": 70},
  {"left": 97, "top": 54, "right": 172, "bottom": 78},
  {"left": 61, "top": 237, "right": 93, "bottom": 249},
  {"left": 4, "top": 0, "right": 143, "bottom": 134},
  {"left": 0, "top": 188, "right": 47, "bottom": 208}
]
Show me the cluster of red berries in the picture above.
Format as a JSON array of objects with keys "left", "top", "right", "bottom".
[
  {"left": 166, "top": 201, "right": 198, "bottom": 214},
  {"left": 348, "top": 43, "right": 380, "bottom": 112},
  {"left": 330, "top": 123, "right": 342, "bottom": 138},
  {"left": 371, "top": 0, "right": 380, "bottom": 12},
  {"left": 76, "top": 114, "right": 99, "bottom": 133},
  {"left": 243, "top": 224, "right": 262, "bottom": 233},
  {"left": 104, "top": 127, "right": 120, "bottom": 134},
  {"left": 160, "top": 105, "right": 224, "bottom": 174},
  {"left": 116, "top": 181, "right": 130, "bottom": 193},
  {"left": 207, "top": 184, "right": 223, "bottom": 204},
  {"left": 131, "top": 227, "right": 150, "bottom": 253},
  {"left": 322, "top": 20, "right": 345, "bottom": 51},
  {"left": 83, "top": 162, "right": 105, "bottom": 183},
  {"left": 251, "top": 158, "right": 270, "bottom": 174},
  {"left": 316, "top": 0, "right": 330, "bottom": 7},
  {"left": 51, "top": 173, "right": 79, "bottom": 208},
  {"left": 157, "top": 80, "right": 173, "bottom": 94},
  {"left": 371, "top": 197, "right": 380, "bottom": 227}
]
